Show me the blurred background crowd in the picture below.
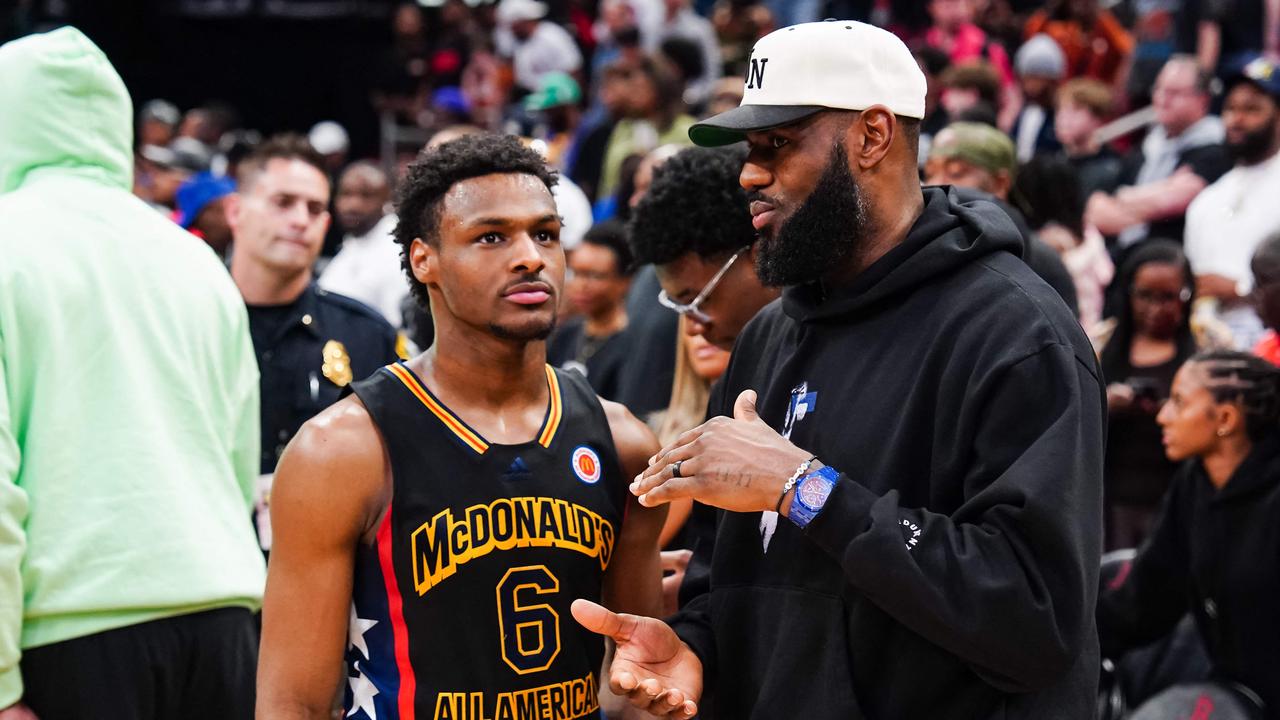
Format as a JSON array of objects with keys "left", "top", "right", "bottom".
[{"left": 3, "top": 0, "right": 1280, "bottom": 716}]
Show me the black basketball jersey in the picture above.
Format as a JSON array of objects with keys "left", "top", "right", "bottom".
[{"left": 344, "top": 361, "right": 628, "bottom": 720}]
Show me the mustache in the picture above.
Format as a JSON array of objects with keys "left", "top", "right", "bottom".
[
  {"left": 500, "top": 273, "right": 552, "bottom": 293},
  {"left": 746, "top": 191, "right": 779, "bottom": 206}
]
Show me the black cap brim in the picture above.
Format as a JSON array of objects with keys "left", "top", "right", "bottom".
[{"left": 689, "top": 104, "right": 826, "bottom": 147}]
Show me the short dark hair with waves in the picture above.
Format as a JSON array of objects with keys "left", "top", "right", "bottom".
[
  {"left": 393, "top": 133, "right": 558, "bottom": 309},
  {"left": 236, "top": 133, "right": 328, "bottom": 192}
]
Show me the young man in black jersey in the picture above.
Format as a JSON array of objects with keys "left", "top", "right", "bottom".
[{"left": 258, "top": 133, "right": 665, "bottom": 720}]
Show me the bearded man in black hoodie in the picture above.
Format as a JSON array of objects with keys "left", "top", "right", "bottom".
[{"left": 571, "top": 19, "right": 1106, "bottom": 720}]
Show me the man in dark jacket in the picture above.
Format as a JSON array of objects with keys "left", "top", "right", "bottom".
[
  {"left": 226, "top": 135, "right": 402, "bottom": 553},
  {"left": 571, "top": 19, "right": 1105, "bottom": 719}
]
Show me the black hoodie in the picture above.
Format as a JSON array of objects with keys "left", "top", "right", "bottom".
[
  {"left": 669, "top": 187, "right": 1105, "bottom": 719},
  {"left": 1098, "top": 436, "right": 1280, "bottom": 718}
]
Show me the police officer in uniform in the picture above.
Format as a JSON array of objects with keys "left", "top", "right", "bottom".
[
  {"left": 226, "top": 134, "right": 402, "bottom": 550},
  {"left": 248, "top": 287, "right": 401, "bottom": 473}
]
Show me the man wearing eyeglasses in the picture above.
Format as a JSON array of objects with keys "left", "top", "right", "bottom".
[
  {"left": 631, "top": 144, "right": 779, "bottom": 352},
  {"left": 571, "top": 20, "right": 1104, "bottom": 720},
  {"left": 629, "top": 143, "right": 781, "bottom": 613}
]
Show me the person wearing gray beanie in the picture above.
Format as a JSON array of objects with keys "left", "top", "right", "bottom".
[
  {"left": 1016, "top": 33, "right": 1068, "bottom": 80},
  {"left": 1010, "top": 34, "right": 1068, "bottom": 162}
]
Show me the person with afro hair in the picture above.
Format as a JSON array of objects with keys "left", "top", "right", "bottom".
[
  {"left": 630, "top": 144, "right": 778, "bottom": 351},
  {"left": 625, "top": 143, "right": 779, "bottom": 612}
]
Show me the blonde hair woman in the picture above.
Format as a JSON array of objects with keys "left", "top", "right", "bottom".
[{"left": 652, "top": 317, "right": 732, "bottom": 547}]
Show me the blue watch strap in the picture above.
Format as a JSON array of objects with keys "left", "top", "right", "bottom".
[{"left": 788, "top": 465, "right": 839, "bottom": 528}]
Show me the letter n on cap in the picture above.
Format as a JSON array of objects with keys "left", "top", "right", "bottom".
[{"left": 747, "top": 58, "right": 768, "bottom": 89}]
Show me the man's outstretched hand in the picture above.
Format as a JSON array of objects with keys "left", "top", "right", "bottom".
[{"left": 571, "top": 599, "right": 702, "bottom": 719}]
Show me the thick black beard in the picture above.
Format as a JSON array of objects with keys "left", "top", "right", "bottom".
[
  {"left": 753, "top": 144, "right": 869, "bottom": 287},
  {"left": 1226, "top": 122, "right": 1278, "bottom": 165}
]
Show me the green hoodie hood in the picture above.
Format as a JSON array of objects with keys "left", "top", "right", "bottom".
[{"left": 0, "top": 26, "right": 133, "bottom": 194}]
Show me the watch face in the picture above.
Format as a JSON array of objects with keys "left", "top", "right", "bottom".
[{"left": 797, "top": 475, "right": 832, "bottom": 509}]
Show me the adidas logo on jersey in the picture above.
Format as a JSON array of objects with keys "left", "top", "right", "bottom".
[{"left": 503, "top": 457, "right": 532, "bottom": 482}]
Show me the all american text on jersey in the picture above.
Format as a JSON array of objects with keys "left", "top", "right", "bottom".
[{"left": 432, "top": 671, "right": 599, "bottom": 719}]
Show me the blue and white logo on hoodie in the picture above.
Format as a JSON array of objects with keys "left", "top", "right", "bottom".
[
  {"left": 763, "top": 382, "right": 819, "bottom": 552},
  {"left": 781, "top": 382, "right": 818, "bottom": 440}
]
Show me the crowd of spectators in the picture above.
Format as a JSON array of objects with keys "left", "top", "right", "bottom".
[{"left": 5, "top": 0, "right": 1280, "bottom": 717}]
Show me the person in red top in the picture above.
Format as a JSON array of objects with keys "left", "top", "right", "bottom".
[
  {"left": 924, "top": 0, "right": 1015, "bottom": 90},
  {"left": 1025, "top": 0, "right": 1134, "bottom": 86},
  {"left": 1250, "top": 230, "right": 1280, "bottom": 366}
]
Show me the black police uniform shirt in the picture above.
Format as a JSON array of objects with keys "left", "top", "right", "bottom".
[
  {"left": 1099, "top": 434, "right": 1280, "bottom": 719},
  {"left": 345, "top": 362, "right": 628, "bottom": 720},
  {"left": 670, "top": 186, "right": 1105, "bottom": 719},
  {"left": 247, "top": 283, "right": 401, "bottom": 475}
]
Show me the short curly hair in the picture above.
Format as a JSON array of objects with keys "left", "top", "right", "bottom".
[
  {"left": 393, "top": 133, "right": 558, "bottom": 309},
  {"left": 629, "top": 145, "right": 753, "bottom": 266}
]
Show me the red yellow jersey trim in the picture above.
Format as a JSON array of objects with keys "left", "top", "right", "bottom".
[
  {"left": 386, "top": 363, "right": 489, "bottom": 453},
  {"left": 537, "top": 365, "right": 563, "bottom": 449},
  {"left": 383, "top": 362, "right": 564, "bottom": 454}
]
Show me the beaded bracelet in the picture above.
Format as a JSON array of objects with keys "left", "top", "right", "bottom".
[{"left": 776, "top": 455, "right": 819, "bottom": 513}]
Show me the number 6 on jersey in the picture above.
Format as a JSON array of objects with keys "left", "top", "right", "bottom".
[{"left": 497, "top": 565, "right": 561, "bottom": 674}]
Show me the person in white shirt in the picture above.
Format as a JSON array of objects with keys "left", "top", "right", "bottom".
[
  {"left": 1085, "top": 56, "right": 1230, "bottom": 248},
  {"left": 495, "top": 0, "right": 583, "bottom": 93},
  {"left": 318, "top": 162, "right": 408, "bottom": 327},
  {"left": 1184, "top": 56, "right": 1280, "bottom": 351},
  {"left": 554, "top": 172, "right": 595, "bottom": 251}
]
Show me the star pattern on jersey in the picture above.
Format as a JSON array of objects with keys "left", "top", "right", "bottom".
[
  {"left": 349, "top": 602, "right": 378, "bottom": 660},
  {"left": 348, "top": 661, "right": 379, "bottom": 719}
]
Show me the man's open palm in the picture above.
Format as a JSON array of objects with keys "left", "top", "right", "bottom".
[{"left": 571, "top": 599, "right": 702, "bottom": 719}]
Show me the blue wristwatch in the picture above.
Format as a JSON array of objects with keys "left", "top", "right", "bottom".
[{"left": 788, "top": 465, "right": 839, "bottom": 528}]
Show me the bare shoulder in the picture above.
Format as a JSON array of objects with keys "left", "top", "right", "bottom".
[
  {"left": 600, "top": 398, "right": 660, "bottom": 477},
  {"left": 274, "top": 394, "right": 390, "bottom": 540},
  {"left": 285, "top": 395, "right": 384, "bottom": 471}
]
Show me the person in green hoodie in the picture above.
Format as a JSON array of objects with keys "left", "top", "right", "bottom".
[{"left": 0, "top": 27, "right": 265, "bottom": 719}]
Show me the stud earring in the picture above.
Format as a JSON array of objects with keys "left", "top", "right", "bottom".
[{"left": 1217, "top": 428, "right": 1229, "bottom": 437}]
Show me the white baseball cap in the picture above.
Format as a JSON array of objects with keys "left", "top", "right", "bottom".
[
  {"left": 308, "top": 120, "right": 349, "bottom": 156},
  {"left": 690, "top": 20, "right": 927, "bottom": 147},
  {"left": 496, "top": 0, "right": 548, "bottom": 24}
]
